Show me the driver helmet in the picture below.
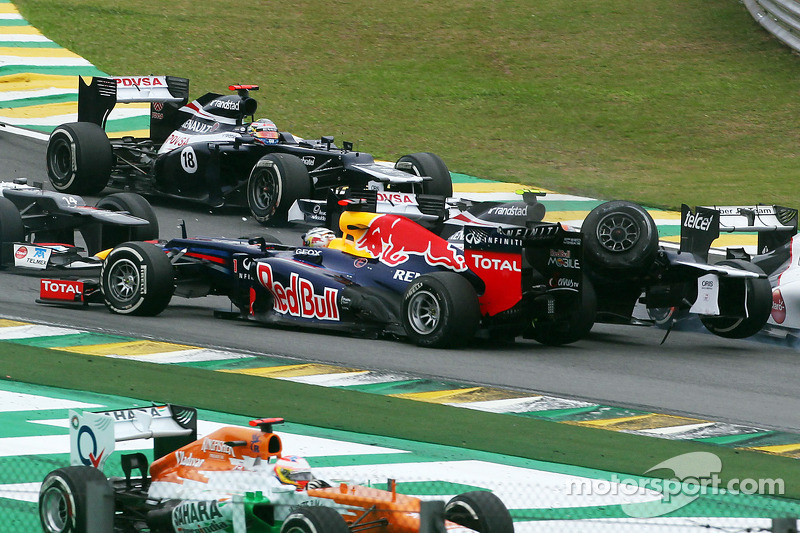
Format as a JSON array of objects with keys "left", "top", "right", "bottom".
[
  {"left": 303, "top": 227, "right": 335, "bottom": 248},
  {"left": 248, "top": 118, "right": 279, "bottom": 145},
  {"left": 273, "top": 455, "right": 314, "bottom": 489}
]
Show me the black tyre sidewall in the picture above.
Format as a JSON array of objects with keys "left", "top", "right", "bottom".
[
  {"left": 582, "top": 200, "right": 658, "bottom": 273},
  {"left": 247, "top": 153, "right": 311, "bottom": 226},
  {"left": 101, "top": 242, "right": 174, "bottom": 316},
  {"left": 46, "top": 122, "right": 112, "bottom": 195},
  {"left": 402, "top": 272, "right": 480, "bottom": 348},
  {"left": 396, "top": 152, "right": 453, "bottom": 197},
  {"left": 280, "top": 506, "right": 349, "bottom": 533},
  {"left": 96, "top": 192, "right": 159, "bottom": 241},
  {"left": 0, "top": 197, "right": 24, "bottom": 265},
  {"left": 527, "top": 275, "right": 597, "bottom": 346},
  {"left": 39, "top": 466, "right": 112, "bottom": 533},
  {"left": 699, "top": 259, "right": 772, "bottom": 339},
  {"left": 445, "top": 491, "right": 514, "bottom": 533}
]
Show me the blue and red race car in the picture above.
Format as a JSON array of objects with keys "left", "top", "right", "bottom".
[{"left": 38, "top": 196, "right": 592, "bottom": 348}]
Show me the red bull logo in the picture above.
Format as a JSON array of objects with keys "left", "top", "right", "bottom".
[
  {"left": 256, "top": 263, "right": 339, "bottom": 321},
  {"left": 355, "top": 215, "right": 467, "bottom": 271}
]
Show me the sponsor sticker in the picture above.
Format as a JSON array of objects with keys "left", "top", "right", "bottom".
[{"left": 14, "top": 244, "right": 51, "bottom": 269}]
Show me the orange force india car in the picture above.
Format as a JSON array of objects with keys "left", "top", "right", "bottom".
[{"left": 38, "top": 405, "right": 514, "bottom": 533}]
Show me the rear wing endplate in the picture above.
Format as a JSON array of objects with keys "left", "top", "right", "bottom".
[
  {"left": 69, "top": 404, "right": 197, "bottom": 470},
  {"left": 78, "top": 75, "right": 190, "bottom": 143}
]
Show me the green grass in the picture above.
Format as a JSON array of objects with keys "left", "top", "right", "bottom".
[{"left": 13, "top": 0, "right": 800, "bottom": 209}]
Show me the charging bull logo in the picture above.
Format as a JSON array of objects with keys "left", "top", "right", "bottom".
[{"left": 355, "top": 215, "right": 467, "bottom": 271}]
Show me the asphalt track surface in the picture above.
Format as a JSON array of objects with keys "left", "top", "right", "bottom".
[{"left": 3, "top": 130, "right": 800, "bottom": 435}]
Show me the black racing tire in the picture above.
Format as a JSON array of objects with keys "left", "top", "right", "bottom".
[
  {"left": 396, "top": 152, "right": 453, "bottom": 197},
  {"left": 699, "top": 259, "right": 772, "bottom": 339},
  {"left": 445, "top": 491, "right": 514, "bottom": 533},
  {"left": 582, "top": 200, "right": 658, "bottom": 273},
  {"left": 95, "top": 192, "right": 159, "bottom": 243},
  {"left": 402, "top": 272, "right": 480, "bottom": 348},
  {"left": 39, "top": 466, "right": 114, "bottom": 533},
  {"left": 101, "top": 241, "right": 175, "bottom": 316},
  {"left": 280, "top": 506, "right": 349, "bottom": 533},
  {"left": 527, "top": 276, "right": 597, "bottom": 346},
  {"left": 247, "top": 153, "right": 311, "bottom": 226},
  {"left": 47, "top": 122, "right": 112, "bottom": 195},
  {"left": 0, "top": 197, "right": 24, "bottom": 266}
]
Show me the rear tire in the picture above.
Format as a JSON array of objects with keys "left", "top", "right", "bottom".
[
  {"left": 247, "top": 153, "right": 311, "bottom": 226},
  {"left": 582, "top": 200, "right": 658, "bottom": 273},
  {"left": 700, "top": 259, "right": 771, "bottom": 339},
  {"left": 101, "top": 242, "right": 174, "bottom": 316},
  {"left": 0, "top": 197, "right": 24, "bottom": 266},
  {"left": 47, "top": 122, "right": 112, "bottom": 195},
  {"left": 445, "top": 491, "right": 514, "bottom": 533},
  {"left": 396, "top": 152, "right": 453, "bottom": 197},
  {"left": 527, "top": 277, "right": 597, "bottom": 346},
  {"left": 402, "top": 272, "right": 480, "bottom": 348},
  {"left": 39, "top": 466, "right": 113, "bottom": 533}
]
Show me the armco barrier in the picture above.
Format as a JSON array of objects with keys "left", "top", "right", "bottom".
[{"left": 744, "top": 0, "right": 800, "bottom": 51}]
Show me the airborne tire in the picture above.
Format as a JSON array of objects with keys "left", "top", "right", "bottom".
[
  {"left": 582, "top": 200, "right": 658, "bottom": 273},
  {"left": 101, "top": 241, "right": 175, "bottom": 316},
  {"left": 699, "top": 259, "right": 771, "bottom": 339},
  {"left": 247, "top": 153, "right": 311, "bottom": 226},
  {"left": 46, "top": 122, "right": 112, "bottom": 195},
  {"left": 39, "top": 466, "right": 114, "bottom": 533},
  {"left": 445, "top": 491, "right": 514, "bottom": 533},
  {"left": 396, "top": 152, "right": 453, "bottom": 197},
  {"left": 402, "top": 272, "right": 480, "bottom": 348}
]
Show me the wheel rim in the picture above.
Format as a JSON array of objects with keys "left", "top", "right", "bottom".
[
  {"left": 108, "top": 258, "right": 140, "bottom": 303},
  {"left": 40, "top": 486, "right": 70, "bottom": 532},
  {"left": 407, "top": 289, "right": 441, "bottom": 335},
  {"left": 251, "top": 169, "right": 280, "bottom": 213},
  {"left": 596, "top": 212, "right": 639, "bottom": 253},
  {"left": 48, "top": 139, "right": 73, "bottom": 188}
]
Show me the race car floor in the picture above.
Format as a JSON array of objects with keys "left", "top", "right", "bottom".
[{"left": 1, "top": 318, "right": 799, "bottom": 460}]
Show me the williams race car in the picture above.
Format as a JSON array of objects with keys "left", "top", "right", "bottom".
[
  {"left": 0, "top": 179, "right": 157, "bottom": 270},
  {"left": 45, "top": 75, "right": 452, "bottom": 224},
  {"left": 38, "top": 196, "right": 593, "bottom": 348},
  {"left": 39, "top": 406, "right": 514, "bottom": 533},
  {"left": 291, "top": 191, "right": 774, "bottom": 340}
]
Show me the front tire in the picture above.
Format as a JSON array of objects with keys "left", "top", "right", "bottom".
[
  {"left": 582, "top": 200, "right": 658, "bottom": 273},
  {"left": 402, "top": 272, "right": 480, "bottom": 348},
  {"left": 699, "top": 259, "right": 771, "bottom": 339},
  {"left": 39, "top": 466, "right": 113, "bottom": 533},
  {"left": 101, "top": 242, "right": 174, "bottom": 316},
  {"left": 247, "top": 153, "right": 311, "bottom": 226},
  {"left": 280, "top": 506, "right": 349, "bottom": 533},
  {"left": 445, "top": 491, "right": 514, "bottom": 533},
  {"left": 396, "top": 152, "right": 453, "bottom": 197},
  {"left": 46, "top": 122, "right": 112, "bottom": 195},
  {"left": 0, "top": 197, "right": 24, "bottom": 265}
]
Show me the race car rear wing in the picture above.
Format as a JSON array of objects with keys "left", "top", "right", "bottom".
[
  {"left": 69, "top": 404, "right": 197, "bottom": 470},
  {"left": 78, "top": 75, "right": 190, "bottom": 144},
  {"left": 679, "top": 204, "right": 798, "bottom": 259}
]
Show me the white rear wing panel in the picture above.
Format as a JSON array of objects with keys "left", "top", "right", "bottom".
[{"left": 69, "top": 405, "right": 197, "bottom": 470}]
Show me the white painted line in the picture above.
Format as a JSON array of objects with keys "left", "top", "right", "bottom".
[
  {"left": 0, "top": 324, "right": 83, "bottom": 339},
  {"left": 0, "top": 390, "right": 101, "bottom": 412},
  {"left": 105, "top": 348, "right": 255, "bottom": 364},
  {"left": 451, "top": 395, "right": 596, "bottom": 414}
]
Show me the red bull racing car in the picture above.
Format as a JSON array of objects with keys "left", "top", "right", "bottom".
[
  {"left": 38, "top": 195, "right": 592, "bottom": 347},
  {"left": 46, "top": 75, "right": 452, "bottom": 224},
  {"left": 39, "top": 406, "right": 514, "bottom": 533},
  {"left": 292, "top": 192, "right": 775, "bottom": 340}
]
